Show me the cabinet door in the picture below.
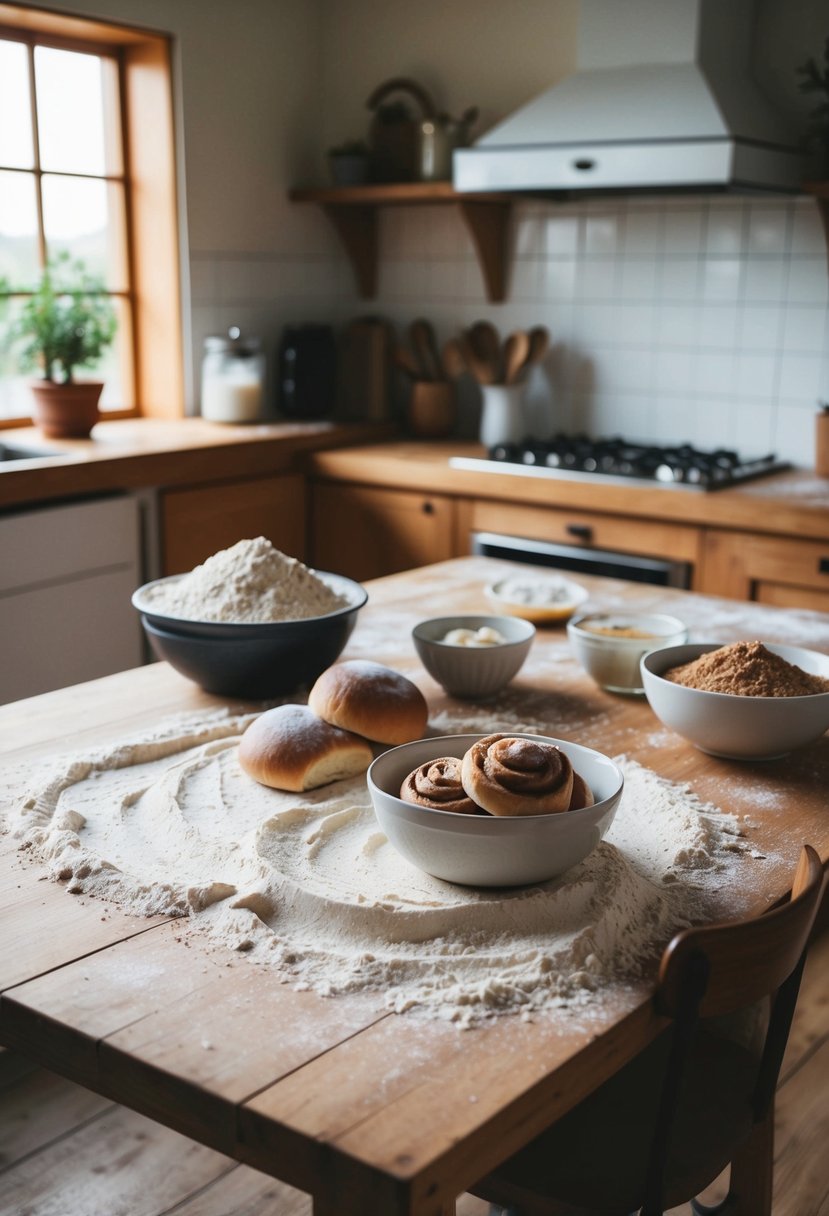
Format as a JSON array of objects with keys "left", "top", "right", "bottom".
[
  {"left": 700, "top": 530, "right": 829, "bottom": 609},
  {"left": 311, "top": 483, "right": 456, "bottom": 582},
  {"left": 161, "top": 474, "right": 306, "bottom": 575}
]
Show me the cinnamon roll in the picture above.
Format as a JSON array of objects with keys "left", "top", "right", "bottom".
[
  {"left": 461, "top": 734, "right": 574, "bottom": 817},
  {"left": 400, "top": 756, "right": 482, "bottom": 815},
  {"left": 568, "top": 771, "right": 595, "bottom": 811}
]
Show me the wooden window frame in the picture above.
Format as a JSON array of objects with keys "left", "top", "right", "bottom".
[{"left": 0, "top": 2, "right": 184, "bottom": 427}]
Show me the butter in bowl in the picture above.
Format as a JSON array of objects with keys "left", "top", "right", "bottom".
[
  {"left": 412, "top": 614, "right": 534, "bottom": 699},
  {"left": 568, "top": 612, "right": 688, "bottom": 695}
]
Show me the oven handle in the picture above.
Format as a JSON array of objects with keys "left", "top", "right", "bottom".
[
  {"left": 565, "top": 523, "right": 594, "bottom": 543},
  {"left": 471, "top": 531, "right": 692, "bottom": 589}
]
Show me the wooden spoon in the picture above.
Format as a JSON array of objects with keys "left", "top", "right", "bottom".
[
  {"left": 441, "top": 338, "right": 468, "bottom": 381},
  {"left": 409, "top": 318, "right": 442, "bottom": 381},
  {"left": 503, "top": 330, "right": 531, "bottom": 385},
  {"left": 457, "top": 333, "right": 495, "bottom": 385},
  {"left": 394, "top": 346, "right": 422, "bottom": 379},
  {"left": 470, "top": 320, "right": 502, "bottom": 382},
  {"left": 526, "top": 325, "right": 551, "bottom": 368}
]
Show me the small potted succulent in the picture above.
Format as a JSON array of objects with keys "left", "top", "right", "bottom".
[
  {"left": 327, "top": 139, "right": 370, "bottom": 186},
  {"left": 1, "top": 253, "right": 117, "bottom": 438}
]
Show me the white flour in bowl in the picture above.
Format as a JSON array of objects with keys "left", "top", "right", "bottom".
[
  {"left": 143, "top": 537, "right": 347, "bottom": 622},
  {"left": 1, "top": 709, "right": 763, "bottom": 1027}
]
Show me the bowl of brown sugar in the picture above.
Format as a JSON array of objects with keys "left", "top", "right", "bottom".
[{"left": 641, "top": 640, "right": 829, "bottom": 759}]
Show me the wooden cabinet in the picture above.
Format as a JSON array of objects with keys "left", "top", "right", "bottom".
[
  {"left": 463, "top": 499, "right": 703, "bottom": 583},
  {"left": 161, "top": 473, "right": 306, "bottom": 576},
  {"left": 311, "top": 482, "right": 456, "bottom": 582},
  {"left": 700, "top": 530, "right": 829, "bottom": 611}
]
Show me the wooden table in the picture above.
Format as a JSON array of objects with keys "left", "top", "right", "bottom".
[{"left": 2, "top": 557, "right": 828, "bottom": 1216}]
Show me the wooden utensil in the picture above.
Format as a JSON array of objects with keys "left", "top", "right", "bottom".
[
  {"left": 470, "top": 320, "right": 502, "bottom": 382},
  {"left": 457, "top": 333, "right": 495, "bottom": 385},
  {"left": 409, "top": 318, "right": 442, "bottom": 382},
  {"left": 525, "top": 325, "right": 550, "bottom": 368},
  {"left": 441, "top": 339, "right": 468, "bottom": 381},
  {"left": 503, "top": 330, "right": 530, "bottom": 385},
  {"left": 394, "top": 346, "right": 422, "bottom": 379}
]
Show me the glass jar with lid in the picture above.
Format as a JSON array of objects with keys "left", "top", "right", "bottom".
[{"left": 200, "top": 327, "right": 265, "bottom": 423}]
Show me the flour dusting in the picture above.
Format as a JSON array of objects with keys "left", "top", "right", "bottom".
[{"left": 1, "top": 710, "right": 760, "bottom": 1026}]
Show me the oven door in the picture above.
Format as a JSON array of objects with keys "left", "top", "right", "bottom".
[{"left": 471, "top": 531, "right": 692, "bottom": 588}]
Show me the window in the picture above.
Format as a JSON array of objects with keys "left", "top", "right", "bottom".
[{"left": 0, "top": 5, "right": 184, "bottom": 425}]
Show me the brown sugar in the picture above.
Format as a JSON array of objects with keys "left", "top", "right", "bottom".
[{"left": 664, "top": 640, "right": 829, "bottom": 697}]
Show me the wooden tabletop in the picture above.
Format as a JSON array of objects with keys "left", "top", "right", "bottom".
[{"left": 1, "top": 556, "right": 828, "bottom": 1216}]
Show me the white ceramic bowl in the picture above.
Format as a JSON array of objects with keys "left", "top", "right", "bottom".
[
  {"left": 485, "top": 574, "right": 589, "bottom": 624},
  {"left": 641, "top": 642, "right": 829, "bottom": 760},
  {"left": 568, "top": 611, "right": 688, "bottom": 695},
  {"left": 367, "top": 733, "right": 624, "bottom": 887},
  {"left": 412, "top": 614, "right": 535, "bottom": 699}
]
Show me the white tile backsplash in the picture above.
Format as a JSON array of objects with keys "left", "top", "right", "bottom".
[{"left": 190, "top": 195, "right": 828, "bottom": 466}]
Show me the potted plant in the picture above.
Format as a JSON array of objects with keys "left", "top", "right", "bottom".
[
  {"left": 1, "top": 253, "right": 117, "bottom": 439},
  {"left": 327, "top": 139, "right": 370, "bottom": 186}
]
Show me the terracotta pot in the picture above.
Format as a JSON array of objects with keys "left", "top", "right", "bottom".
[{"left": 29, "top": 381, "right": 104, "bottom": 439}]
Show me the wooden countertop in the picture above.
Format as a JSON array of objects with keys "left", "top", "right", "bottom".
[
  {"left": 0, "top": 417, "right": 394, "bottom": 509},
  {"left": 308, "top": 441, "right": 829, "bottom": 541},
  {"left": 1, "top": 556, "right": 827, "bottom": 1216}
]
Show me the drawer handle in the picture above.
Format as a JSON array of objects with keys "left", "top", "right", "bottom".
[
  {"left": 572, "top": 158, "right": 596, "bottom": 172},
  {"left": 820, "top": 557, "right": 829, "bottom": 575},
  {"left": 566, "top": 523, "right": 594, "bottom": 543},
  {"left": 422, "top": 501, "right": 435, "bottom": 516}
]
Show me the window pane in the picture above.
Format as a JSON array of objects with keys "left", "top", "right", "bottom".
[
  {"left": 0, "top": 170, "right": 40, "bottom": 288},
  {"left": 42, "top": 175, "right": 128, "bottom": 289},
  {"left": 35, "top": 46, "right": 121, "bottom": 176},
  {"left": 0, "top": 296, "right": 35, "bottom": 419},
  {"left": 99, "top": 296, "right": 133, "bottom": 410},
  {"left": 0, "top": 39, "right": 34, "bottom": 169}
]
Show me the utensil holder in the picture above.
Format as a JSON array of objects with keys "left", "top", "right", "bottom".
[
  {"left": 479, "top": 383, "right": 525, "bottom": 448},
  {"left": 817, "top": 409, "right": 829, "bottom": 478},
  {"left": 407, "top": 381, "right": 456, "bottom": 438}
]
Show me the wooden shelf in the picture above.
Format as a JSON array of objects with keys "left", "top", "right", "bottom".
[{"left": 289, "top": 182, "right": 513, "bottom": 302}]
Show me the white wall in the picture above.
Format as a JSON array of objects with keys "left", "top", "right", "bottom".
[{"left": 32, "top": 0, "right": 829, "bottom": 465}]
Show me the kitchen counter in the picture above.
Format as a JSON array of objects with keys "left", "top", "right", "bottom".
[
  {"left": 0, "top": 417, "right": 393, "bottom": 509},
  {"left": 308, "top": 441, "right": 829, "bottom": 542}
]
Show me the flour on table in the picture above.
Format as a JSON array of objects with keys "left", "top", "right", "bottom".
[
  {"left": 2, "top": 710, "right": 759, "bottom": 1027},
  {"left": 141, "top": 537, "right": 347, "bottom": 622}
]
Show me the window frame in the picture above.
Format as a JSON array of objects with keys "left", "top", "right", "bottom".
[{"left": 0, "top": 3, "right": 184, "bottom": 428}]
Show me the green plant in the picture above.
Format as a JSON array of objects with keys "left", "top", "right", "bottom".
[
  {"left": 797, "top": 35, "right": 829, "bottom": 147},
  {"left": 1, "top": 253, "right": 117, "bottom": 384}
]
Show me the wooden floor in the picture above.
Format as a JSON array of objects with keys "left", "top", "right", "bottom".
[{"left": 1, "top": 931, "right": 827, "bottom": 1216}]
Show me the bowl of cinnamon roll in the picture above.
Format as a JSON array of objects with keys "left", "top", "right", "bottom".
[{"left": 367, "top": 732, "right": 623, "bottom": 887}]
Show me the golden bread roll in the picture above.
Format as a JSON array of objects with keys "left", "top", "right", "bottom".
[
  {"left": 400, "top": 756, "right": 483, "bottom": 815},
  {"left": 308, "top": 659, "right": 428, "bottom": 745},
  {"left": 238, "top": 704, "right": 373, "bottom": 792},
  {"left": 461, "top": 733, "right": 574, "bottom": 817},
  {"left": 568, "top": 771, "right": 595, "bottom": 811}
]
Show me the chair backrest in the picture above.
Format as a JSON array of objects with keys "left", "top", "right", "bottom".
[
  {"left": 640, "top": 844, "right": 825, "bottom": 1216},
  {"left": 657, "top": 844, "right": 826, "bottom": 1019}
]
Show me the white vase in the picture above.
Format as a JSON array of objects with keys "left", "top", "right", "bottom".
[{"left": 479, "top": 383, "right": 525, "bottom": 448}]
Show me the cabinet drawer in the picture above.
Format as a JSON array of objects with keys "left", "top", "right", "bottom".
[
  {"left": 701, "top": 531, "right": 829, "bottom": 601},
  {"left": 467, "top": 500, "right": 702, "bottom": 563}
]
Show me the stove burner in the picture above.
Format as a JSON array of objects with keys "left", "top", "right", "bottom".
[{"left": 484, "top": 435, "right": 788, "bottom": 490}]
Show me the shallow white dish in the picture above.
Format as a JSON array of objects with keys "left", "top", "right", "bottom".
[
  {"left": 641, "top": 642, "right": 829, "bottom": 760},
  {"left": 568, "top": 611, "right": 688, "bottom": 695},
  {"left": 412, "top": 614, "right": 535, "bottom": 699},
  {"left": 485, "top": 574, "right": 589, "bottom": 624},
  {"left": 367, "top": 733, "right": 624, "bottom": 887}
]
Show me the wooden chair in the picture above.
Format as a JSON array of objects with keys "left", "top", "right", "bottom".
[{"left": 472, "top": 844, "right": 826, "bottom": 1216}]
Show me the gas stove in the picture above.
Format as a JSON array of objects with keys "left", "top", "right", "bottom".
[{"left": 450, "top": 436, "right": 790, "bottom": 491}]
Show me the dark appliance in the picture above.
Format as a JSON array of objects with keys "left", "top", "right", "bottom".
[{"left": 278, "top": 325, "right": 337, "bottom": 419}]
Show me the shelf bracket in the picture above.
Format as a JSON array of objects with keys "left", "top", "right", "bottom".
[
  {"left": 321, "top": 203, "right": 377, "bottom": 298},
  {"left": 457, "top": 198, "right": 511, "bottom": 303}
]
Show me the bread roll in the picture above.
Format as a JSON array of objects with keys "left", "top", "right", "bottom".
[
  {"left": 461, "top": 733, "right": 574, "bottom": 817},
  {"left": 400, "top": 757, "right": 482, "bottom": 815},
  {"left": 238, "top": 704, "right": 373, "bottom": 792},
  {"left": 308, "top": 660, "right": 428, "bottom": 745}
]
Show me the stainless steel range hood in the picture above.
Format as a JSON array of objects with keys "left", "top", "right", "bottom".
[{"left": 454, "top": 0, "right": 803, "bottom": 194}]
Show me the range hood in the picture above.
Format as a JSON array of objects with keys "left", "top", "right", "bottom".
[{"left": 454, "top": 0, "right": 803, "bottom": 195}]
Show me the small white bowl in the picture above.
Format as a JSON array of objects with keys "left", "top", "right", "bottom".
[
  {"left": 485, "top": 574, "right": 589, "bottom": 624},
  {"left": 641, "top": 642, "right": 829, "bottom": 759},
  {"left": 412, "top": 614, "right": 535, "bottom": 699},
  {"left": 367, "top": 733, "right": 624, "bottom": 887},
  {"left": 568, "top": 611, "right": 688, "bottom": 695}
]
